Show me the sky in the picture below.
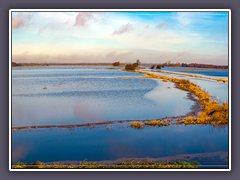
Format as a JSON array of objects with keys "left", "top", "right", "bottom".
[{"left": 11, "top": 11, "right": 229, "bottom": 65}]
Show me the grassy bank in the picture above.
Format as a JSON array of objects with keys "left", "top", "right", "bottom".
[
  {"left": 136, "top": 70, "right": 228, "bottom": 126},
  {"left": 12, "top": 160, "right": 200, "bottom": 169}
]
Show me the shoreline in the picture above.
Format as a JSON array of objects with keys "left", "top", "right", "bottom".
[
  {"left": 11, "top": 115, "right": 187, "bottom": 131},
  {"left": 12, "top": 151, "right": 228, "bottom": 169},
  {"left": 44, "top": 151, "right": 228, "bottom": 165}
]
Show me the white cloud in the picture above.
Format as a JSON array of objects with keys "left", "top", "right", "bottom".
[{"left": 155, "top": 22, "right": 167, "bottom": 29}]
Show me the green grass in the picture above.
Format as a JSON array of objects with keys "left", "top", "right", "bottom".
[{"left": 12, "top": 160, "right": 200, "bottom": 169}]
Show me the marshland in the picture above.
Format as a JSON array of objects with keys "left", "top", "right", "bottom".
[{"left": 12, "top": 64, "right": 229, "bottom": 169}]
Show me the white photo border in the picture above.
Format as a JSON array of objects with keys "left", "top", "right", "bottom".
[{"left": 9, "top": 9, "right": 231, "bottom": 172}]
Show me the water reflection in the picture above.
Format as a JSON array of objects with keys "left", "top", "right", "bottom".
[
  {"left": 12, "top": 124, "right": 228, "bottom": 165},
  {"left": 12, "top": 143, "right": 31, "bottom": 162}
]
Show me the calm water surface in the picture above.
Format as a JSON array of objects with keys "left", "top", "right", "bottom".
[
  {"left": 162, "top": 67, "right": 228, "bottom": 77},
  {"left": 12, "top": 124, "right": 228, "bottom": 166},
  {"left": 12, "top": 66, "right": 194, "bottom": 127}
]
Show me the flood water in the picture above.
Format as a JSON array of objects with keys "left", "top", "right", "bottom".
[
  {"left": 162, "top": 67, "right": 228, "bottom": 77},
  {"left": 12, "top": 124, "right": 228, "bottom": 167},
  {"left": 11, "top": 66, "right": 229, "bottom": 168},
  {"left": 12, "top": 66, "right": 194, "bottom": 127},
  {"left": 152, "top": 70, "right": 228, "bottom": 103}
]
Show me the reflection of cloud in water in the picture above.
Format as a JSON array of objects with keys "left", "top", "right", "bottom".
[
  {"left": 12, "top": 101, "right": 36, "bottom": 126},
  {"left": 12, "top": 144, "right": 31, "bottom": 162},
  {"left": 12, "top": 97, "right": 75, "bottom": 126},
  {"left": 107, "top": 137, "right": 138, "bottom": 159},
  {"left": 74, "top": 100, "right": 105, "bottom": 123}
]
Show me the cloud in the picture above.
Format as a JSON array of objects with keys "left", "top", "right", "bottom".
[
  {"left": 12, "top": 13, "right": 33, "bottom": 29},
  {"left": 155, "top": 22, "right": 167, "bottom": 29},
  {"left": 12, "top": 48, "right": 228, "bottom": 65},
  {"left": 74, "top": 12, "right": 94, "bottom": 27},
  {"left": 12, "top": 17, "right": 24, "bottom": 29},
  {"left": 112, "top": 23, "right": 132, "bottom": 35},
  {"left": 34, "top": 13, "right": 74, "bottom": 34},
  {"left": 106, "top": 50, "right": 133, "bottom": 60},
  {"left": 145, "top": 24, "right": 150, "bottom": 29}
]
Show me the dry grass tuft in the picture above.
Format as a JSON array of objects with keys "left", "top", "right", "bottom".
[
  {"left": 130, "top": 121, "right": 144, "bottom": 129},
  {"left": 137, "top": 70, "right": 229, "bottom": 126}
]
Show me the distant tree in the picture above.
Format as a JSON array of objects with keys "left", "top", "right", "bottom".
[
  {"left": 132, "top": 63, "right": 139, "bottom": 68},
  {"left": 181, "top": 63, "right": 188, "bottom": 67},
  {"left": 156, "top": 65, "right": 163, "bottom": 69},
  {"left": 12, "top": 62, "right": 18, "bottom": 67},
  {"left": 125, "top": 64, "right": 137, "bottom": 71},
  {"left": 176, "top": 62, "right": 181, "bottom": 67},
  {"left": 112, "top": 61, "right": 120, "bottom": 66},
  {"left": 150, "top": 65, "right": 155, "bottom": 69}
]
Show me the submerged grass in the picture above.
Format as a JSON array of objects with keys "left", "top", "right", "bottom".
[
  {"left": 129, "top": 120, "right": 171, "bottom": 129},
  {"left": 12, "top": 160, "right": 200, "bottom": 169},
  {"left": 137, "top": 70, "right": 229, "bottom": 126},
  {"left": 144, "top": 120, "right": 170, "bottom": 126}
]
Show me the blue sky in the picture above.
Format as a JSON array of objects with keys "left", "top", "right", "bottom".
[{"left": 12, "top": 11, "right": 229, "bottom": 65}]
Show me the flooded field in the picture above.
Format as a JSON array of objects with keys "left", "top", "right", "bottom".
[
  {"left": 12, "top": 66, "right": 194, "bottom": 127},
  {"left": 11, "top": 66, "right": 229, "bottom": 168},
  {"left": 12, "top": 123, "right": 228, "bottom": 168}
]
